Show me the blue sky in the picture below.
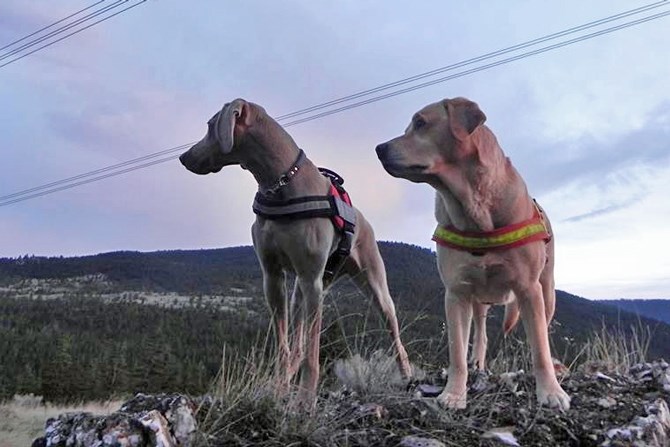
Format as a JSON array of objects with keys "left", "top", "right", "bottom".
[{"left": 1, "top": 0, "right": 669, "bottom": 299}]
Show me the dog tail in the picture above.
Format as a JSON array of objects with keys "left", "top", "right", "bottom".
[{"left": 502, "top": 300, "right": 520, "bottom": 335}]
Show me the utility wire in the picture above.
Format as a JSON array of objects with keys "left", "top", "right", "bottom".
[
  {"left": 0, "top": 0, "right": 128, "bottom": 62},
  {"left": 275, "top": 0, "right": 670, "bottom": 122},
  {"left": 1, "top": 2, "right": 669, "bottom": 207},
  {"left": 0, "top": 0, "right": 147, "bottom": 69},
  {"left": 7, "top": 1, "right": 664, "bottom": 203},
  {"left": 6, "top": 0, "right": 666, "bottom": 206},
  {"left": 281, "top": 9, "right": 670, "bottom": 127},
  {"left": 0, "top": 155, "right": 179, "bottom": 207},
  {"left": 0, "top": 0, "right": 106, "bottom": 53},
  {"left": 0, "top": 143, "right": 194, "bottom": 202}
]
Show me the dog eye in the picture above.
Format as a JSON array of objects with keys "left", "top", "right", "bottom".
[{"left": 414, "top": 117, "right": 427, "bottom": 129}]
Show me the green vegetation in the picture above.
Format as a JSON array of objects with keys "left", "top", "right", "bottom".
[{"left": 1, "top": 242, "right": 669, "bottom": 403}]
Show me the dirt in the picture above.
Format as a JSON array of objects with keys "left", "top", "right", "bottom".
[{"left": 27, "top": 359, "right": 670, "bottom": 446}]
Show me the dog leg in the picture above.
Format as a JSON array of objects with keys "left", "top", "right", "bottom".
[
  {"left": 540, "top": 270, "right": 556, "bottom": 324},
  {"left": 263, "top": 270, "right": 291, "bottom": 389},
  {"left": 470, "top": 303, "right": 489, "bottom": 370},
  {"left": 437, "top": 293, "right": 472, "bottom": 409},
  {"left": 346, "top": 221, "right": 412, "bottom": 379},
  {"left": 516, "top": 282, "right": 570, "bottom": 410},
  {"left": 296, "top": 276, "right": 324, "bottom": 407},
  {"left": 288, "top": 278, "right": 305, "bottom": 382}
]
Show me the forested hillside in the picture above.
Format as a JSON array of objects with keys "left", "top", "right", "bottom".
[
  {"left": 1, "top": 242, "right": 669, "bottom": 402},
  {"left": 600, "top": 299, "right": 670, "bottom": 325}
]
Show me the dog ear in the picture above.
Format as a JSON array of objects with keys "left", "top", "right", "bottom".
[
  {"left": 215, "top": 98, "right": 249, "bottom": 154},
  {"left": 445, "top": 97, "right": 487, "bottom": 141}
]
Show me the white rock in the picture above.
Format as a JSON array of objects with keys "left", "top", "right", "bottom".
[
  {"left": 482, "top": 427, "right": 520, "bottom": 446},
  {"left": 597, "top": 397, "right": 616, "bottom": 409},
  {"left": 499, "top": 371, "right": 523, "bottom": 393},
  {"left": 139, "top": 410, "right": 176, "bottom": 447},
  {"left": 399, "top": 435, "right": 446, "bottom": 447},
  {"left": 594, "top": 372, "right": 615, "bottom": 382}
]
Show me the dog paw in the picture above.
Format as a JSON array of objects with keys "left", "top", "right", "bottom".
[
  {"left": 436, "top": 390, "right": 467, "bottom": 409},
  {"left": 537, "top": 386, "right": 571, "bottom": 411}
]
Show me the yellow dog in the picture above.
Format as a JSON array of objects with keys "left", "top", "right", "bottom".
[{"left": 376, "top": 97, "right": 569, "bottom": 410}]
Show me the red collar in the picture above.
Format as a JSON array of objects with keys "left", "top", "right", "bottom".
[{"left": 432, "top": 201, "right": 551, "bottom": 254}]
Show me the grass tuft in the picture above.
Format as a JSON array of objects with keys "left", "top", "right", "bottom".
[{"left": 574, "top": 321, "right": 651, "bottom": 374}]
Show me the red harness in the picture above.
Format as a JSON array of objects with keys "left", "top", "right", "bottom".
[{"left": 329, "top": 183, "right": 353, "bottom": 231}]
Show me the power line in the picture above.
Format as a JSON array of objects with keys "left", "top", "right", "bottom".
[
  {"left": 0, "top": 143, "right": 194, "bottom": 202},
  {"left": 0, "top": 0, "right": 147, "bottom": 69},
  {"left": 9, "top": 0, "right": 663, "bottom": 204},
  {"left": 2, "top": 2, "right": 669, "bottom": 207},
  {"left": 0, "top": 0, "right": 128, "bottom": 62},
  {"left": 0, "top": 0, "right": 106, "bottom": 53},
  {"left": 0, "top": 155, "right": 179, "bottom": 207},
  {"left": 275, "top": 0, "right": 670, "bottom": 122},
  {"left": 281, "top": 9, "right": 670, "bottom": 127}
]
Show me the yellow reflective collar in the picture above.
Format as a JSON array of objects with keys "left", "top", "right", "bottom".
[{"left": 432, "top": 205, "right": 550, "bottom": 254}]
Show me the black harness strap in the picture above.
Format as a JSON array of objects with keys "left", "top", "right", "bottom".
[
  {"left": 253, "top": 194, "right": 335, "bottom": 219},
  {"left": 252, "top": 168, "right": 356, "bottom": 281}
]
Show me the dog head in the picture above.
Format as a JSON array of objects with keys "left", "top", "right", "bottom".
[
  {"left": 375, "top": 97, "right": 487, "bottom": 184},
  {"left": 180, "top": 98, "right": 261, "bottom": 175}
]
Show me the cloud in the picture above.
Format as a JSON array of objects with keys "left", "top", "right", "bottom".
[
  {"left": 516, "top": 101, "right": 670, "bottom": 195},
  {"left": 2, "top": 0, "right": 670, "bottom": 299},
  {"left": 562, "top": 197, "right": 639, "bottom": 223},
  {"left": 0, "top": 2, "right": 56, "bottom": 39}
]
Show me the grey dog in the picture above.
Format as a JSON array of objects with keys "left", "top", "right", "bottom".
[{"left": 180, "top": 98, "right": 412, "bottom": 405}]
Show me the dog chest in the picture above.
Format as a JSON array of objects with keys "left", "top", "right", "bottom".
[{"left": 446, "top": 258, "right": 515, "bottom": 303}]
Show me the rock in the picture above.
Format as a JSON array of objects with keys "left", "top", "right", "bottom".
[
  {"left": 33, "top": 394, "right": 197, "bottom": 447},
  {"left": 650, "top": 360, "right": 670, "bottom": 393},
  {"left": 353, "top": 403, "right": 387, "bottom": 421},
  {"left": 499, "top": 370, "right": 524, "bottom": 394},
  {"left": 594, "top": 371, "right": 616, "bottom": 382},
  {"left": 470, "top": 369, "right": 491, "bottom": 393},
  {"left": 597, "top": 396, "right": 617, "bottom": 409},
  {"left": 139, "top": 410, "right": 175, "bottom": 446},
  {"left": 29, "top": 358, "right": 670, "bottom": 446},
  {"left": 414, "top": 384, "right": 442, "bottom": 397},
  {"left": 399, "top": 435, "right": 446, "bottom": 447},
  {"left": 602, "top": 398, "right": 670, "bottom": 446},
  {"left": 482, "top": 426, "right": 520, "bottom": 446}
]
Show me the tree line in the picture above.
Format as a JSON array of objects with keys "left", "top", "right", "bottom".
[{"left": 2, "top": 242, "right": 669, "bottom": 402}]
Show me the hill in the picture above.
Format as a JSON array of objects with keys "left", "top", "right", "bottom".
[
  {"left": 1, "top": 242, "right": 669, "bottom": 402},
  {"left": 600, "top": 299, "right": 670, "bottom": 325}
]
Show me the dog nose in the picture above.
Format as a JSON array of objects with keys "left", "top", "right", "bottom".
[
  {"left": 375, "top": 143, "right": 388, "bottom": 157},
  {"left": 179, "top": 152, "right": 190, "bottom": 166},
  {"left": 179, "top": 152, "right": 196, "bottom": 171}
]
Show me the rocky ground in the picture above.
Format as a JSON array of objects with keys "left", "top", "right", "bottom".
[{"left": 30, "top": 359, "right": 670, "bottom": 447}]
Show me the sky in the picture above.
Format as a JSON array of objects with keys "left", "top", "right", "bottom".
[{"left": 0, "top": 0, "right": 668, "bottom": 300}]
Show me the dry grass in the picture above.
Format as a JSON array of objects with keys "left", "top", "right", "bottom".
[
  {"left": 573, "top": 322, "right": 651, "bottom": 374},
  {"left": 193, "top": 319, "right": 658, "bottom": 445},
  {"left": 0, "top": 395, "right": 123, "bottom": 447},
  {"left": 194, "top": 343, "right": 419, "bottom": 445},
  {"left": 333, "top": 350, "right": 421, "bottom": 396},
  {"left": 4, "top": 319, "right": 657, "bottom": 446}
]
